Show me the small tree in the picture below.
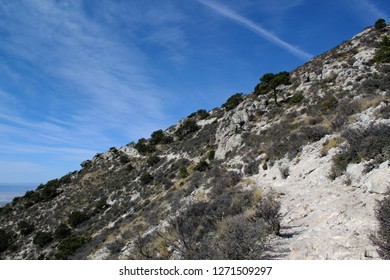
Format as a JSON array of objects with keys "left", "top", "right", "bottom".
[
  {"left": 54, "top": 223, "right": 72, "bottom": 239},
  {"left": 134, "top": 138, "right": 156, "bottom": 155},
  {"left": 179, "top": 166, "right": 188, "bottom": 179},
  {"left": 33, "top": 231, "right": 53, "bottom": 247},
  {"left": 375, "top": 18, "right": 386, "bottom": 31},
  {"left": 256, "top": 72, "right": 291, "bottom": 105},
  {"left": 140, "top": 173, "right": 154, "bottom": 185},
  {"left": 194, "top": 160, "right": 209, "bottom": 172},
  {"left": 175, "top": 119, "right": 199, "bottom": 139},
  {"left": 150, "top": 130, "right": 172, "bottom": 145},
  {"left": 18, "top": 221, "right": 35, "bottom": 236},
  {"left": 374, "top": 36, "right": 390, "bottom": 64},
  {"left": 55, "top": 235, "right": 90, "bottom": 260},
  {"left": 68, "top": 211, "right": 89, "bottom": 228},
  {"left": 222, "top": 93, "right": 244, "bottom": 111},
  {"left": 0, "top": 229, "right": 14, "bottom": 252}
]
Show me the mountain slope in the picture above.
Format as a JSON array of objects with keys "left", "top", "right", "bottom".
[{"left": 0, "top": 24, "right": 389, "bottom": 260}]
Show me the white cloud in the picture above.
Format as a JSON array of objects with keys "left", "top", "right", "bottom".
[
  {"left": 0, "top": 0, "right": 185, "bottom": 153},
  {"left": 197, "top": 0, "right": 313, "bottom": 60}
]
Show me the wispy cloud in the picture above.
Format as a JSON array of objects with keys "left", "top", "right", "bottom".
[
  {"left": 0, "top": 0, "right": 188, "bottom": 161},
  {"left": 0, "top": 0, "right": 193, "bottom": 183},
  {"left": 197, "top": 0, "right": 313, "bottom": 60}
]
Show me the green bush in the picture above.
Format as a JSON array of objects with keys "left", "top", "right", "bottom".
[
  {"left": 94, "top": 198, "right": 109, "bottom": 212},
  {"left": 288, "top": 92, "right": 304, "bottom": 104},
  {"left": 194, "top": 160, "right": 209, "bottom": 172},
  {"left": 54, "top": 223, "right": 72, "bottom": 240},
  {"left": 147, "top": 155, "right": 160, "bottom": 166},
  {"left": 255, "top": 72, "right": 291, "bottom": 104},
  {"left": 150, "top": 130, "right": 173, "bottom": 145},
  {"left": 134, "top": 138, "right": 156, "bottom": 155},
  {"left": 23, "top": 190, "right": 40, "bottom": 206},
  {"left": 0, "top": 229, "right": 14, "bottom": 252},
  {"left": 140, "top": 173, "right": 154, "bottom": 185},
  {"left": 222, "top": 93, "right": 243, "bottom": 111},
  {"left": 55, "top": 235, "right": 90, "bottom": 260},
  {"left": 196, "top": 109, "right": 209, "bottom": 120},
  {"left": 208, "top": 150, "right": 215, "bottom": 161},
  {"left": 374, "top": 36, "right": 390, "bottom": 64},
  {"left": 179, "top": 166, "right": 188, "bottom": 179},
  {"left": 33, "top": 231, "right": 53, "bottom": 247},
  {"left": 68, "top": 211, "right": 89, "bottom": 228},
  {"left": 321, "top": 95, "right": 338, "bottom": 112},
  {"left": 375, "top": 18, "right": 386, "bottom": 31},
  {"left": 18, "top": 221, "right": 35, "bottom": 236},
  {"left": 119, "top": 154, "right": 131, "bottom": 164},
  {"left": 175, "top": 119, "right": 199, "bottom": 139}
]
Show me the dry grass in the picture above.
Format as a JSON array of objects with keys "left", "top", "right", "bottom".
[{"left": 320, "top": 137, "right": 344, "bottom": 157}]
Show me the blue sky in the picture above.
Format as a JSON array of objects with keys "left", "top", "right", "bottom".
[{"left": 0, "top": 0, "right": 389, "bottom": 189}]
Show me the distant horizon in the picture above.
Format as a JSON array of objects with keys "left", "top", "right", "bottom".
[{"left": 0, "top": 182, "right": 41, "bottom": 204}]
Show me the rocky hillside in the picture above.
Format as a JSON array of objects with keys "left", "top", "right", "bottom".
[{"left": 0, "top": 23, "right": 389, "bottom": 260}]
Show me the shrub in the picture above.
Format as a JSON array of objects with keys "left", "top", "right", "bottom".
[
  {"left": 33, "top": 231, "right": 53, "bottom": 247},
  {"left": 243, "top": 159, "right": 261, "bottom": 175},
  {"left": 374, "top": 18, "right": 386, "bottom": 31},
  {"left": 329, "top": 123, "right": 390, "bottom": 179},
  {"left": 254, "top": 192, "right": 282, "bottom": 236},
  {"left": 150, "top": 130, "right": 173, "bottom": 145},
  {"left": 55, "top": 235, "right": 90, "bottom": 260},
  {"left": 371, "top": 192, "right": 390, "bottom": 259},
  {"left": 54, "top": 223, "right": 72, "bottom": 240},
  {"left": 175, "top": 119, "right": 199, "bottom": 139},
  {"left": 300, "top": 125, "right": 328, "bottom": 142},
  {"left": 376, "top": 104, "right": 390, "bottom": 119},
  {"left": 279, "top": 166, "right": 290, "bottom": 179},
  {"left": 342, "top": 123, "right": 390, "bottom": 160},
  {"left": 288, "top": 92, "right": 304, "bottom": 104},
  {"left": 194, "top": 160, "right": 209, "bottom": 172},
  {"left": 196, "top": 109, "right": 209, "bottom": 120},
  {"left": 212, "top": 214, "right": 268, "bottom": 259},
  {"left": 94, "top": 198, "right": 109, "bottom": 212},
  {"left": 164, "top": 202, "right": 214, "bottom": 259},
  {"left": 18, "top": 221, "right": 35, "bottom": 236},
  {"left": 147, "top": 155, "right": 160, "bottom": 166},
  {"left": 208, "top": 150, "right": 215, "bottom": 161},
  {"left": 320, "top": 137, "right": 344, "bottom": 157},
  {"left": 329, "top": 148, "right": 360, "bottom": 179},
  {"left": 0, "top": 229, "right": 14, "bottom": 253},
  {"left": 134, "top": 138, "right": 156, "bottom": 155},
  {"left": 374, "top": 36, "right": 390, "bottom": 64},
  {"left": 0, "top": 205, "right": 12, "bottom": 216},
  {"left": 189, "top": 109, "right": 209, "bottom": 120},
  {"left": 179, "top": 166, "right": 188, "bottom": 179},
  {"left": 119, "top": 154, "right": 131, "bottom": 164},
  {"left": 222, "top": 93, "right": 243, "bottom": 111},
  {"left": 140, "top": 173, "right": 154, "bottom": 185},
  {"left": 68, "top": 211, "right": 89, "bottom": 228},
  {"left": 321, "top": 95, "right": 338, "bottom": 112}
]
